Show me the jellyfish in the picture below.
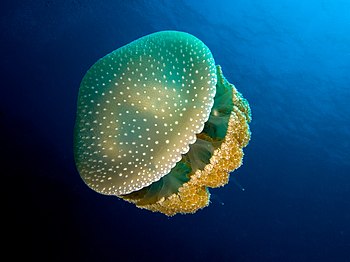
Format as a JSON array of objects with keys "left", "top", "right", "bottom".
[{"left": 74, "top": 31, "right": 251, "bottom": 216}]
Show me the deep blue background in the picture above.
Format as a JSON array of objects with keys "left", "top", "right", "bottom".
[{"left": 2, "top": 1, "right": 350, "bottom": 261}]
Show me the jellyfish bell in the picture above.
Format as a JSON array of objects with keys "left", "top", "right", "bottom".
[
  {"left": 75, "top": 31, "right": 216, "bottom": 195},
  {"left": 74, "top": 31, "right": 251, "bottom": 216}
]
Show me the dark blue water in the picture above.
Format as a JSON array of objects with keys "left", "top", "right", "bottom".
[{"left": 2, "top": 1, "right": 350, "bottom": 261}]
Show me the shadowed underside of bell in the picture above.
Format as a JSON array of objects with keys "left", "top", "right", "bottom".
[{"left": 74, "top": 31, "right": 251, "bottom": 216}]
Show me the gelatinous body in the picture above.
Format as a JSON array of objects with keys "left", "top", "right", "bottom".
[{"left": 74, "top": 31, "right": 251, "bottom": 216}]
